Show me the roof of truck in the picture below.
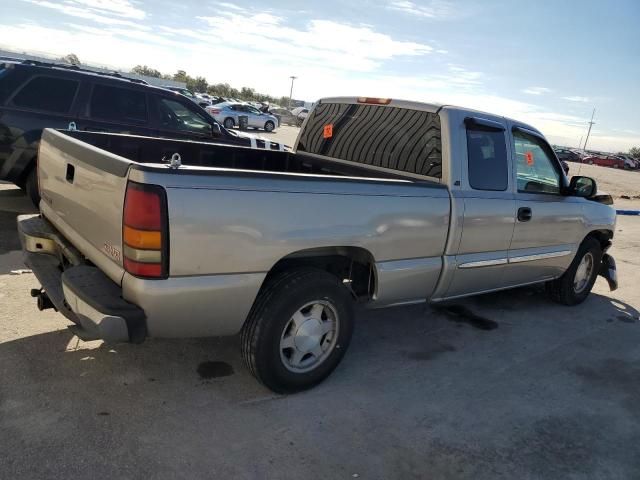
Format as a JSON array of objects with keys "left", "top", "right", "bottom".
[{"left": 317, "top": 96, "right": 543, "bottom": 136}]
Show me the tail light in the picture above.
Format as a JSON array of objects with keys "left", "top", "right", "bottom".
[
  {"left": 209, "top": 108, "right": 221, "bottom": 114},
  {"left": 122, "top": 181, "right": 169, "bottom": 279}
]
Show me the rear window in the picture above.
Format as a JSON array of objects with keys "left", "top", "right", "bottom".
[
  {"left": 11, "top": 76, "right": 79, "bottom": 114},
  {"left": 297, "top": 102, "right": 442, "bottom": 178},
  {"left": 90, "top": 84, "right": 147, "bottom": 123}
]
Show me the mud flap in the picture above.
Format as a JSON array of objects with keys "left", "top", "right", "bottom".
[{"left": 599, "top": 253, "right": 618, "bottom": 291}]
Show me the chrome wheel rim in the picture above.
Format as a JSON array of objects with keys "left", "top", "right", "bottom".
[
  {"left": 574, "top": 252, "right": 594, "bottom": 293},
  {"left": 279, "top": 300, "right": 339, "bottom": 373}
]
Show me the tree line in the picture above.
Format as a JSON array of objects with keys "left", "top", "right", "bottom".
[{"left": 131, "top": 65, "right": 291, "bottom": 106}]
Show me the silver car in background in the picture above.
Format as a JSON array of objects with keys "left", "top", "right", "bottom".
[{"left": 206, "top": 102, "right": 278, "bottom": 132}]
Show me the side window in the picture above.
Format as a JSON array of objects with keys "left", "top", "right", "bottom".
[
  {"left": 157, "top": 98, "right": 211, "bottom": 135},
  {"left": 466, "top": 126, "right": 508, "bottom": 191},
  {"left": 513, "top": 130, "right": 561, "bottom": 194},
  {"left": 90, "top": 84, "right": 147, "bottom": 123},
  {"left": 12, "top": 76, "right": 78, "bottom": 114}
]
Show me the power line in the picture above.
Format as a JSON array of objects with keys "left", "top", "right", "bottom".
[{"left": 582, "top": 108, "right": 596, "bottom": 152}]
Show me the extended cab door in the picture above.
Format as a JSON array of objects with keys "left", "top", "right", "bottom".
[
  {"left": 443, "top": 114, "right": 517, "bottom": 298},
  {"left": 505, "top": 124, "right": 584, "bottom": 285}
]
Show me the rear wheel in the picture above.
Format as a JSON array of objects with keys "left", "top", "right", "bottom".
[
  {"left": 264, "top": 120, "right": 275, "bottom": 132},
  {"left": 223, "top": 117, "right": 235, "bottom": 129},
  {"left": 241, "top": 268, "right": 354, "bottom": 393},
  {"left": 546, "top": 237, "right": 602, "bottom": 306},
  {"left": 25, "top": 167, "right": 40, "bottom": 207}
]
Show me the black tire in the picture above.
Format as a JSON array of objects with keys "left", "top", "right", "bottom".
[
  {"left": 25, "top": 167, "right": 40, "bottom": 207},
  {"left": 223, "top": 117, "right": 235, "bottom": 129},
  {"left": 546, "top": 237, "right": 602, "bottom": 306},
  {"left": 241, "top": 268, "right": 354, "bottom": 393},
  {"left": 264, "top": 120, "right": 275, "bottom": 132}
]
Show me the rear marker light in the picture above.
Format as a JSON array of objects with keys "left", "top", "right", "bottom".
[{"left": 122, "top": 182, "right": 168, "bottom": 279}]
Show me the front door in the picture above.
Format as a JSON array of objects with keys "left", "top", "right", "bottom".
[{"left": 505, "top": 125, "right": 584, "bottom": 285}]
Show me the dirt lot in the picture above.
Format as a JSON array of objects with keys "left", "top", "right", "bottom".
[
  {"left": 1, "top": 134, "right": 640, "bottom": 479},
  {"left": 567, "top": 161, "right": 640, "bottom": 207}
]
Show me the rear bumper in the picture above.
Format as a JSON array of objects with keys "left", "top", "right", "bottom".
[{"left": 17, "top": 214, "right": 146, "bottom": 343}]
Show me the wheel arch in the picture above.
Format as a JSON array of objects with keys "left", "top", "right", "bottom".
[
  {"left": 584, "top": 229, "right": 613, "bottom": 251},
  {"left": 261, "top": 246, "right": 377, "bottom": 301}
]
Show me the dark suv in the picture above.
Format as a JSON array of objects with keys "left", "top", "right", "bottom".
[{"left": 0, "top": 59, "right": 254, "bottom": 204}]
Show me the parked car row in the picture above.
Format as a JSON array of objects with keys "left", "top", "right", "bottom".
[{"left": 554, "top": 147, "right": 639, "bottom": 170}]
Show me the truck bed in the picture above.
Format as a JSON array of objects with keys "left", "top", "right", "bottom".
[{"left": 62, "top": 130, "right": 414, "bottom": 181}]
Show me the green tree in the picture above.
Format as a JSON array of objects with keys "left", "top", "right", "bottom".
[
  {"left": 131, "top": 65, "right": 162, "bottom": 78},
  {"left": 173, "top": 70, "right": 188, "bottom": 82},
  {"left": 59, "top": 53, "right": 81, "bottom": 66},
  {"left": 188, "top": 76, "right": 208, "bottom": 93}
]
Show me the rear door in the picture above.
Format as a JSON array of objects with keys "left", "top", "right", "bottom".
[
  {"left": 80, "top": 82, "right": 156, "bottom": 137},
  {"left": 505, "top": 125, "right": 584, "bottom": 285},
  {"left": 444, "top": 114, "right": 516, "bottom": 298}
]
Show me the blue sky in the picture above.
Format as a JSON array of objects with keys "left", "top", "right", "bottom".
[{"left": 0, "top": 0, "right": 638, "bottom": 151}]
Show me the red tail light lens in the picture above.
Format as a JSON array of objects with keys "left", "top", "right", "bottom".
[
  {"left": 123, "top": 182, "right": 168, "bottom": 279},
  {"left": 210, "top": 108, "right": 221, "bottom": 114}
]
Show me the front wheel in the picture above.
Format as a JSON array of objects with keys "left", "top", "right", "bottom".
[
  {"left": 546, "top": 237, "right": 602, "bottom": 306},
  {"left": 264, "top": 120, "right": 275, "bottom": 132},
  {"left": 241, "top": 268, "right": 354, "bottom": 393}
]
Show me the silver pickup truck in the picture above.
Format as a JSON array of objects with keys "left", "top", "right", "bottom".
[{"left": 17, "top": 97, "right": 617, "bottom": 393}]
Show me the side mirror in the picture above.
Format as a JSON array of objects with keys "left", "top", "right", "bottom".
[
  {"left": 211, "top": 123, "right": 222, "bottom": 136},
  {"left": 568, "top": 176, "right": 597, "bottom": 198}
]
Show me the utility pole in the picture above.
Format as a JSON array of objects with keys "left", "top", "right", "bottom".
[
  {"left": 288, "top": 76, "right": 297, "bottom": 109},
  {"left": 577, "top": 136, "right": 583, "bottom": 149},
  {"left": 582, "top": 108, "right": 596, "bottom": 152}
]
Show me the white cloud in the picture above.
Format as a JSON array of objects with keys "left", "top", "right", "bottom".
[
  {"left": 23, "top": 0, "right": 147, "bottom": 28},
  {"left": 387, "top": 0, "right": 454, "bottom": 18},
  {"left": 216, "top": 2, "right": 245, "bottom": 11},
  {"left": 195, "top": 13, "right": 433, "bottom": 72},
  {"left": 522, "top": 86, "right": 552, "bottom": 95},
  {"left": 562, "top": 96, "right": 590, "bottom": 103}
]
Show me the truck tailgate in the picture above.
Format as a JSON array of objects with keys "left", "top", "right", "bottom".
[{"left": 38, "top": 129, "right": 132, "bottom": 285}]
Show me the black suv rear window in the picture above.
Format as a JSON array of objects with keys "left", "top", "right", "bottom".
[
  {"left": 296, "top": 102, "right": 442, "bottom": 178},
  {"left": 11, "top": 76, "right": 79, "bottom": 114},
  {"left": 90, "top": 84, "right": 147, "bottom": 123}
]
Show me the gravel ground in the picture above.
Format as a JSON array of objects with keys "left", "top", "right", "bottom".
[{"left": 1, "top": 141, "right": 640, "bottom": 479}]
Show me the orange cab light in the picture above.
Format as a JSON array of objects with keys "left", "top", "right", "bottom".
[{"left": 357, "top": 97, "right": 392, "bottom": 105}]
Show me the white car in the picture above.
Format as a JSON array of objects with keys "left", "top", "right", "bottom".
[
  {"left": 291, "top": 107, "right": 309, "bottom": 126},
  {"left": 206, "top": 102, "right": 278, "bottom": 132}
]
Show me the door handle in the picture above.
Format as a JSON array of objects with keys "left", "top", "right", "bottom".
[{"left": 517, "top": 207, "right": 532, "bottom": 222}]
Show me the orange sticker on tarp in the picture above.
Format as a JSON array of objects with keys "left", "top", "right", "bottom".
[
  {"left": 323, "top": 124, "right": 333, "bottom": 139},
  {"left": 525, "top": 151, "right": 534, "bottom": 166}
]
